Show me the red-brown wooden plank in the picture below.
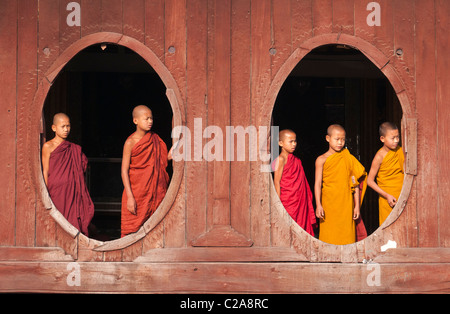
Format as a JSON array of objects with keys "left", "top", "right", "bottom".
[
  {"left": 291, "top": 0, "right": 313, "bottom": 48},
  {"left": 387, "top": 1, "right": 417, "bottom": 247},
  {"left": 414, "top": 0, "right": 438, "bottom": 247},
  {"left": 436, "top": 0, "right": 450, "bottom": 248},
  {"left": 101, "top": 0, "right": 122, "bottom": 33},
  {"left": 164, "top": 0, "right": 187, "bottom": 103},
  {"left": 123, "top": 0, "right": 145, "bottom": 43},
  {"left": 60, "top": 0, "right": 81, "bottom": 52},
  {"left": 250, "top": 0, "right": 272, "bottom": 246},
  {"left": 205, "top": 0, "right": 216, "bottom": 231},
  {"left": 230, "top": 0, "right": 252, "bottom": 239},
  {"left": 38, "top": 0, "right": 60, "bottom": 80},
  {"left": 1, "top": 261, "right": 449, "bottom": 293},
  {"left": 271, "top": 0, "right": 292, "bottom": 79},
  {"left": 393, "top": 0, "right": 416, "bottom": 109},
  {"left": 312, "top": 0, "right": 333, "bottom": 36},
  {"left": 35, "top": 0, "right": 61, "bottom": 247},
  {"left": 211, "top": 0, "right": 231, "bottom": 226},
  {"left": 0, "top": 0, "right": 18, "bottom": 246},
  {"left": 15, "top": 0, "right": 40, "bottom": 247},
  {"left": 163, "top": 0, "right": 187, "bottom": 247},
  {"left": 269, "top": 0, "right": 294, "bottom": 247},
  {"left": 80, "top": 0, "right": 102, "bottom": 37},
  {"left": 332, "top": 0, "right": 354, "bottom": 35},
  {"left": 186, "top": 0, "right": 208, "bottom": 243},
  {"left": 144, "top": 0, "right": 165, "bottom": 61},
  {"left": 354, "top": 0, "right": 395, "bottom": 59}
]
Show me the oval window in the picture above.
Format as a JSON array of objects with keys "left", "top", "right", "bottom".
[
  {"left": 272, "top": 44, "right": 403, "bottom": 245},
  {"left": 42, "top": 43, "right": 174, "bottom": 242}
]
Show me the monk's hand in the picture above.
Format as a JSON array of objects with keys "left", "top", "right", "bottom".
[
  {"left": 316, "top": 206, "right": 324, "bottom": 219},
  {"left": 353, "top": 207, "right": 360, "bottom": 220},
  {"left": 127, "top": 197, "right": 137, "bottom": 215},
  {"left": 386, "top": 194, "right": 397, "bottom": 208}
]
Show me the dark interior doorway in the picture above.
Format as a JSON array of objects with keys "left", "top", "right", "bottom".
[
  {"left": 42, "top": 43, "right": 173, "bottom": 241},
  {"left": 272, "top": 44, "right": 402, "bottom": 238}
]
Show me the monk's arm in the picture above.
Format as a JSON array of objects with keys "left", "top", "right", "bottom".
[
  {"left": 273, "top": 156, "right": 286, "bottom": 198},
  {"left": 41, "top": 143, "right": 51, "bottom": 186},
  {"left": 168, "top": 146, "right": 173, "bottom": 161},
  {"left": 353, "top": 185, "right": 360, "bottom": 220},
  {"left": 121, "top": 140, "right": 136, "bottom": 214},
  {"left": 367, "top": 154, "right": 383, "bottom": 193},
  {"left": 314, "top": 157, "right": 325, "bottom": 219},
  {"left": 367, "top": 154, "right": 396, "bottom": 206},
  {"left": 168, "top": 141, "right": 179, "bottom": 161}
]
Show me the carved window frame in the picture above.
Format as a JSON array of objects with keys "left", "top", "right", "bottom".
[
  {"left": 263, "top": 34, "right": 417, "bottom": 262},
  {"left": 33, "top": 33, "right": 185, "bottom": 252}
]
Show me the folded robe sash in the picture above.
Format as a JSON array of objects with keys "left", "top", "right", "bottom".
[
  {"left": 319, "top": 148, "right": 367, "bottom": 245},
  {"left": 278, "top": 154, "right": 317, "bottom": 236},
  {"left": 376, "top": 146, "right": 404, "bottom": 225},
  {"left": 121, "top": 132, "right": 169, "bottom": 237},
  {"left": 47, "top": 141, "right": 94, "bottom": 236}
]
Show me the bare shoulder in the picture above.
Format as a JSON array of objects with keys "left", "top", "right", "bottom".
[
  {"left": 278, "top": 154, "right": 287, "bottom": 164},
  {"left": 373, "top": 148, "right": 387, "bottom": 164},
  {"left": 315, "top": 153, "right": 328, "bottom": 167},
  {"left": 124, "top": 135, "right": 139, "bottom": 149},
  {"left": 273, "top": 154, "right": 287, "bottom": 171},
  {"left": 42, "top": 139, "right": 58, "bottom": 155}
]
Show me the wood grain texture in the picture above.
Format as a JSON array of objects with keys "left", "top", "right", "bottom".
[
  {"left": 436, "top": 0, "right": 450, "bottom": 248},
  {"left": 0, "top": 0, "right": 448, "bottom": 293},
  {"left": 0, "top": 260, "right": 448, "bottom": 293},
  {"left": 0, "top": 0, "right": 17, "bottom": 246}
]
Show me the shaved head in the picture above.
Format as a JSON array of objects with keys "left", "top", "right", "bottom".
[
  {"left": 52, "top": 113, "right": 70, "bottom": 125},
  {"left": 279, "top": 129, "right": 296, "bottom": 141},
  {"left": 379, "top": 122, "right": 398, "bottom": 137},
  {"left": 327, "top": 124, "right": 345, "bottom": 136},
  {"left": 132, "top": 105, "right": 152, "bottom": 119}
]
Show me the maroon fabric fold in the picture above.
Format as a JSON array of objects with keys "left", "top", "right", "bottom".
[{"left": 47, "top": 141, "right": 94, "bottom": 236}]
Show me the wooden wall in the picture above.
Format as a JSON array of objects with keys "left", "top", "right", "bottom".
[{"left": 0, "top": 0, "right": 449, "bottom": 293}]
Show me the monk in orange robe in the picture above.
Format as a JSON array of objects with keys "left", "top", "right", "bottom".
[
  {"left": 273, "top": 130, "right": 317, "bottom": 236},
  {"left": 121, "top": 105, "right": 171, "bottom": 237},
  {"left": 42, "top": 113, "right": 94, "bottom": 236},
  {"left": 368, "top": 122, "right": 405, "bottom": 225},
  {"left": 315, "top": 125, "right": 367, "bottom": 245}
]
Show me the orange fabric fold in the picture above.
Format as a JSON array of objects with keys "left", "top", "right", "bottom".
[
  {"left": 319, "top": 149, "right": 367, "bottom": 245},
  {"left": 121, "top": 132, "right": 169, "bottom": 237},
  {"left": 377, "top": 146, "right": 404, "bottom": 225}
]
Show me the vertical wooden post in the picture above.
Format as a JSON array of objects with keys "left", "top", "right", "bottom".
[{"left": 192, "top": 0, "right": 252, "bottom": 246}]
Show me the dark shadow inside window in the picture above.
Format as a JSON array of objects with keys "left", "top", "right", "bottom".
[
  {"left": 42, "top": 43, "right": 173, "bottom": 241},
  {"left": 272, "top": 44, "right": 402, "bottom": 238}
]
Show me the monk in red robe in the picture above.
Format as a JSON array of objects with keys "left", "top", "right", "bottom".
[
  {"left": 121, "top": 105, "right": 171, "bottom": 237},
  {"left": 273, "top": 129, "right": 317, "bottom": 236},
  {"left": 42, "top": 113, "right": 94, "bottom": 236}
]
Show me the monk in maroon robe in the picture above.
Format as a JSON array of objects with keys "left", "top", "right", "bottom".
[
  {"left": 120, "top": 106, "right": 170, "bottom": 237},
  {"left": 273, "top": 130, "right": 317, "bottom": 236},
  {"left": 42, "top": 113, "right": 94, "bottom": 236}
]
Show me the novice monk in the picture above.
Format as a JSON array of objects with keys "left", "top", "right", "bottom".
[
  {"left": 367, "top": 122, "right": 404, "bottom": 225},
  {"left": 41, "top": 113, "right": 94, "bottom": 236},
  {"left": 314, "top": 124, "right": 367, "bottom": 245},
  {"left": 273, "top": 129, "right": 316, "bottom": 236},
  {"left": 121, "top": 105, "right": 171, "bottom": 237}
]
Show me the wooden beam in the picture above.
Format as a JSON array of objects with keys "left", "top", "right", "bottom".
[
  {"left": 134, "top": 247, "right": 308, "bottom": 262},
  {"left": 373, "top": 248, "right": 450, "bottom": 264},
  {"left": 0, "top": 247, "right": 73, "bottom": 262},
  {"left": 0, "top": 261, "right": 448, "bottom": 293}
]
